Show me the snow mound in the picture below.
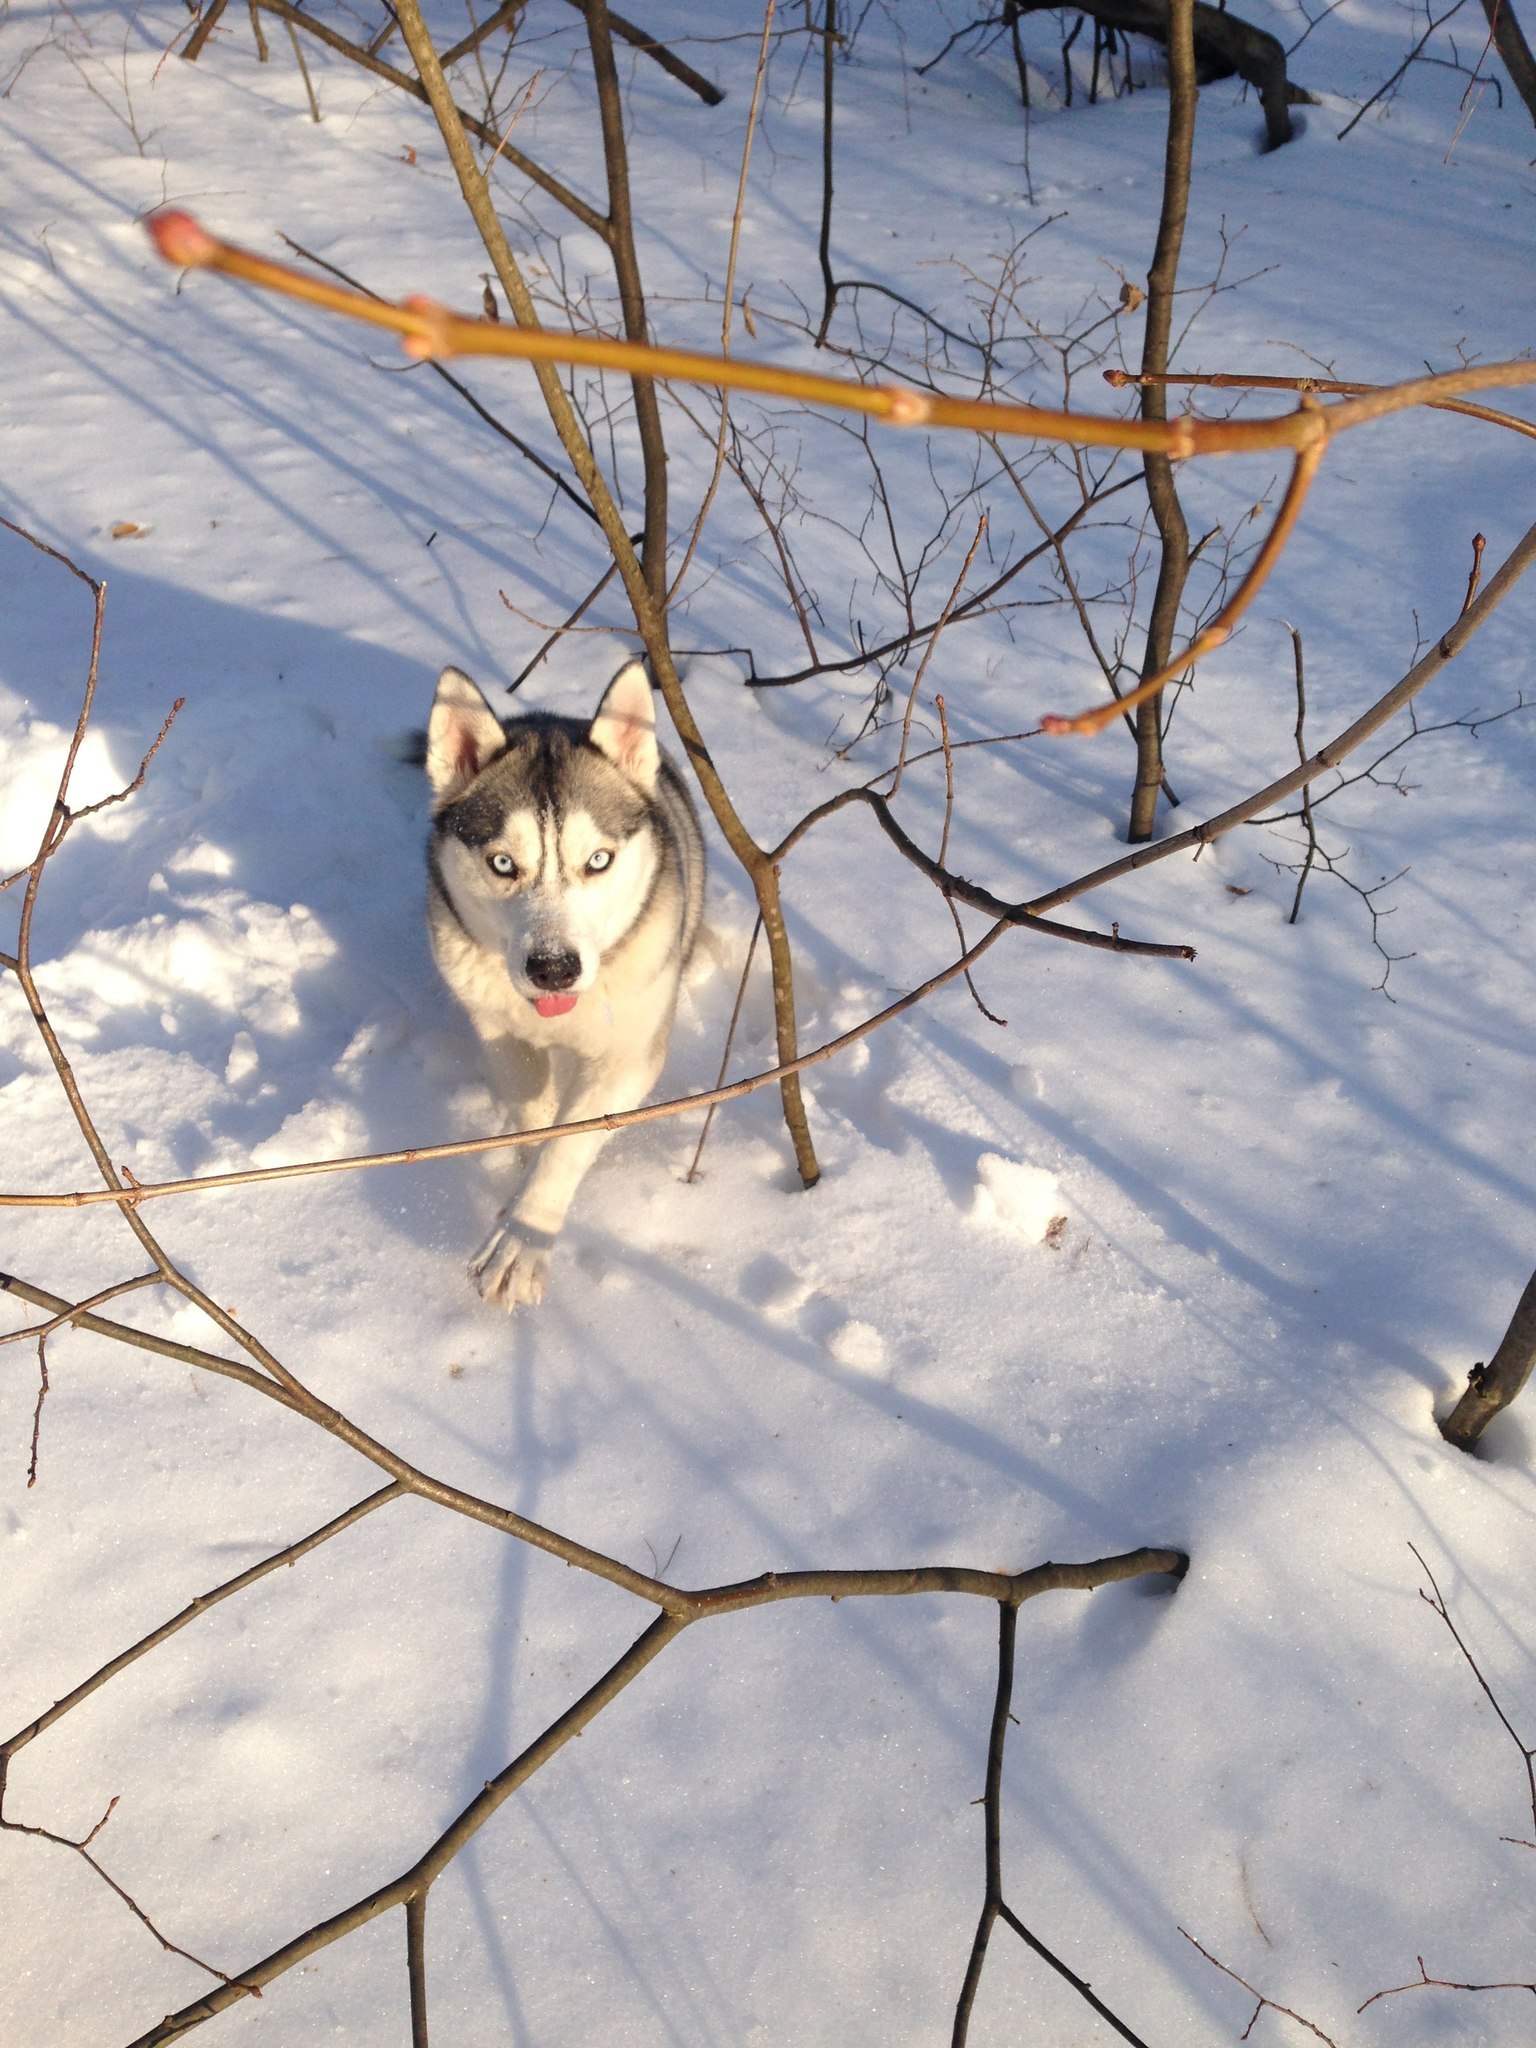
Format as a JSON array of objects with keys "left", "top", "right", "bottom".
[
  {"left": 970, "top": 1155, "right": 1064, "bottom": 1245},
  {"left": 826, "top": 1318, "right": 886, "bottom": 1371},
  {"left": 249, "top": 1098, "right": 368, "bottom": 1169}
]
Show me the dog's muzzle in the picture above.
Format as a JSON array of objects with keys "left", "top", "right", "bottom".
[
  {"left": 526, "top": 949, "right": 581, "bottom": 993},
  {"left": 525, "top": 948, "right": 582, "bottom": 1017}
]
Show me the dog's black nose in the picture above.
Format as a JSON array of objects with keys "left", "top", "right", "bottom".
[{"left": 526, "top": 950, "right": 581, "bottom": 992}]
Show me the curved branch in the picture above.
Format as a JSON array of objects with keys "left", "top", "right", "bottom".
[
  {"left": 1041, "top": 436, "right": 1325, "bottom": 735},
  {"left": 1031, "top": 509, "right": 1536, "bottom": 912},
  {"left": 770, "top": 783, "right": 1196, "bottom": 957}
]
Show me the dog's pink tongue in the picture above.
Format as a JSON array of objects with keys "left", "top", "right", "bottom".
[{"left": 533, "top": 993, "right": 579, "bottom": 1018}]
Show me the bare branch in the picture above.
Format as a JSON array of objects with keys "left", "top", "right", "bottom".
[
  {"left": 1359, "top": 1953, "right": 1536, "bottom": 2012},
  {"left": 127, "top": 1550, "right": 1183, "bottom": 2041},
  {"left": 1, "top": 1486, "right": 404, "bottom": 1766},
  {"left": 1406, "top": 1543, "right": 1536, "bottom": 1838},
  {"left": 1441, "top": 1265, "right": 1536, "bottom": 1450},
  {"left": 1031, "top": 511, "right": 1536, "bottom": 914},
  {"left": 955, "top": 1600, "right": 1159, "bottom": 2047},
  {"left": 1, "top": 1795, "right": 260, "bottom": 2001},
  {"left": 685, "top": 916, "right": 762, "bottom": 1182},
  {"left": 25, "top": 1332, "right": 49, "bottom": 1488},
  {"left": 1181, "top": 1927, "right": 1339, "bottom": 2045},
  {"left": 237, "top": 1, "right": 613, "bottom": 239}
]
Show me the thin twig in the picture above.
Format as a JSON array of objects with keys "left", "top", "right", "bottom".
[
  {"left": 1408, "top": 1542, "right": 1536, "bottom": 1840},
  {"left": 77, "top": 699, "right": 185, "bottom": 824},
  {"left": 953, "top": 1602, "right": 1154, "bottom": 2047},
  {"left": 0, "top": 1485, "right": 404, "bottom": 1766},
  {"left": 746, "top": 472, "right": 1140, "bottom": 688},
  {"left": 813, "top": 0, "right": 838, "bottom": 346},
  {"left": 247, "top": 1, "right": 612, "bottom": 238},
  {"left": 1285, "top": 624, "right": 1318, "bottom": 923},
  {"left": 275, "top": 235, "right": 601, "bottom": 526},
  {"left": 1181, "top": 1927, "right": 1339, "bottom": 2044},
  {"left": 989, "top": 447, "right": 1180, "bottom": 795},
  {"left": 951, "top": 1600, "right": 1013, "bottom": 2048},
  {"left": 438, "top": 0, "right": 521, "bottom": 71},
  {"left": 0, "top": 698, "right": 182, "bottom": 894},
  {"left": 1359, "top": 1954, "right": 1536, "bottom": 2012},
  {"left": 25, "top": 1333, "right": 49, "bottom": 1488},
  {"left": 0, "top": 1269, "right": 160, "bottom": 1349},
  {"left": 559, "top": 0, "right": 725, "bottom": 104},
  {"left": 935, "top": 695, "right": 1007, "bottom": 1026},
  {"left": 1028, "top": 510, "right": 1536, "bottom": 915},
  {"left": 282, "top": 14, "right": 320, "bottom": 119},
  {"left": 1001, "top": 1902, "right": 1153, "bottom": 2046},
  {"left": 1, "top": 1796, "right": 260, "bottom": 1999},
  {"left": 888, "top": 512, "right": 987, "bottom": 798},
  {"left": 1337, "top": 0, "right": 1471, "bottom": 138},
  {"left": 406, "top": 1890, "right": 429, "bottom": 2047},
  {"left": 685, "top": 916, "right": 762, "bottom": 1181},
  {"left": 1042, "top": 437, "right": 1325, "bottom": 737},
  {"left": 503, "top": 558, "right": 626, "bottom": 688},
  {"left": 668, "top": 0, "right": 775, "bottom": 606}
]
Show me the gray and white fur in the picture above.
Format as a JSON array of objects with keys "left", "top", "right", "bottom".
[{"left": 424, "top": 658, "right": 704, "bottom": 1307}]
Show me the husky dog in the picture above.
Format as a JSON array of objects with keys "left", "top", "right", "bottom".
[{"left": 424, "top": 659, "right": 704, "bottom": 1307}]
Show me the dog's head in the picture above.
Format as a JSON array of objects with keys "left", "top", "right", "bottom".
[{"left": 425, "top": 660, "right": 665, "bottom": 1016}]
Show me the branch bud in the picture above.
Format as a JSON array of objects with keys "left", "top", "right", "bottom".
[
  {"left": 883, "top": 386, "right": 932, "bottom": 427},
  {"left": 145, "top": 210, "right": 218, "bottom": 270},
  {"left": 400, "top": 294, "right": 455, "bottom": 361}
]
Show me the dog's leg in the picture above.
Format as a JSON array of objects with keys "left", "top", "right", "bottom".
[
  {"left": 467, "top": 1034, "right": 559, "bottom": 1305},
  {"left": 480, "top": 1032, "right": 558, "bottom": 1135},
  {"left": 471, "top": 1036, "right": 667, "bottom": 1310}
]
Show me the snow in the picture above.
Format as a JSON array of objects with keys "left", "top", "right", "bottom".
[
  {"left": 3, "top": 2, "right": 1536, "bottom": 2043},
  {"left": 971, "top": 1154, "right": 1065, "bottom": 1244}
]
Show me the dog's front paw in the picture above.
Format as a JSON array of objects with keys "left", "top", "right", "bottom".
[{"left": 470, "top": 1219, "right": 553, "bottom": 1308}]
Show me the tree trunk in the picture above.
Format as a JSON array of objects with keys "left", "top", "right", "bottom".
[
  {"left": 1440, "top": 1268, "right": 1536, "bottom": 1451},
  {"left": 1127, "top": 0, "right": 1195, "bottom": 844},
  {"left": 1480, "top": 0, "right": 1536, "bottom": 127}
]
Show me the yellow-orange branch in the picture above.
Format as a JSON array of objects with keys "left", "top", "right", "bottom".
[
  {"left": 147, "top": 210, "right": 1323, "bottom": 456},
  {"left": 1107, "top": 367, "right": 1536, "bottom": 445},
  {"left": 144, "top": 212, "right": 1536, "bottom": 738},
  {"left": 1042, "top": 435, "right": 1325, "bottom": 735}
]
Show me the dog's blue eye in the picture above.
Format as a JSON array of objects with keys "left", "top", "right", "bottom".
[
  {"left": 488, "top": 853, "right": 517, "bottom": 878},
  {"left": 586, "top": 849, "right": 613, "bottom": 874}
]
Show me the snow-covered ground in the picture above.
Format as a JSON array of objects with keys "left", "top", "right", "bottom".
[{"left": 4, "top": 3, "right": 1536, "bottom": 2041}]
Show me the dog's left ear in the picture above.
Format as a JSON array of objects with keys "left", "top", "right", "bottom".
[
  {"left": 589, "top": 659, "right": 659, "bottom": 791},
  {"left": 426, "top": 666, "right": 506, "bottom": 802}
]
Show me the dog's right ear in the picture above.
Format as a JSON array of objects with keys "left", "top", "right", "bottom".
[{"left": 426, "top": 667, "right": 505, "bottom": 801}]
